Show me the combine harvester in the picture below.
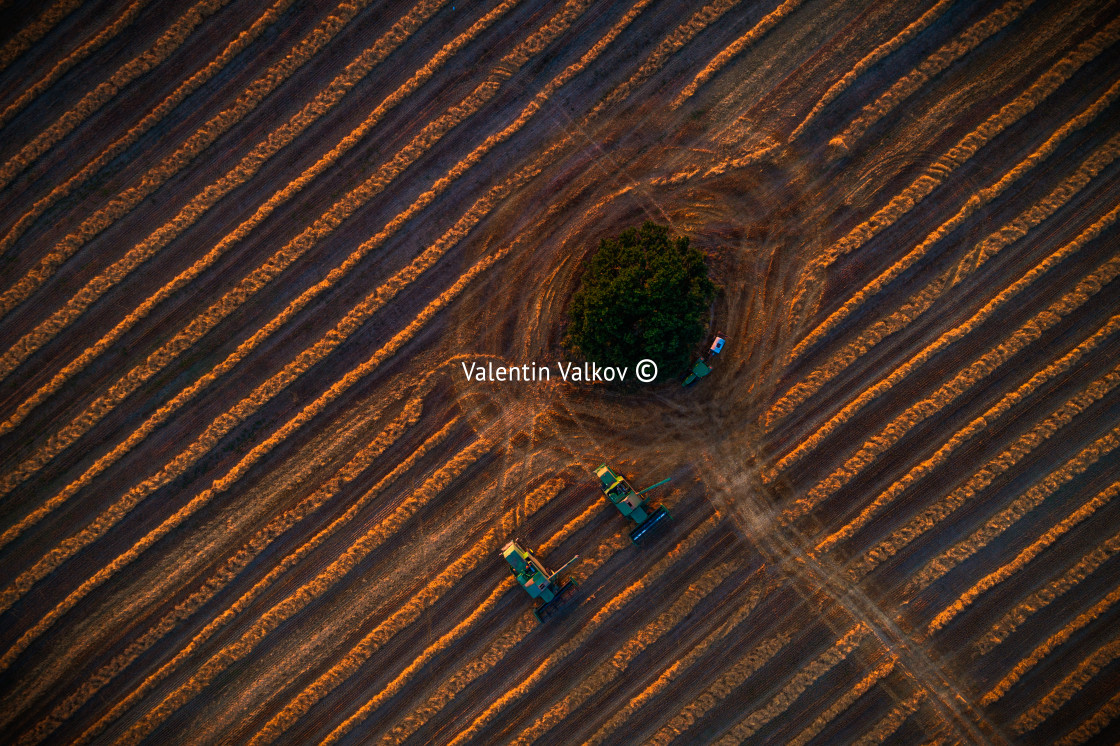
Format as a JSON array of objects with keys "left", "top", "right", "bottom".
[
  {"left": 683, "top": 334, "right": 726, "bottom": 386},
  {"left": 501, "top": 540, "right": 579, "bottom": 623},
  {"left": 596, "top": 464, "right": 672, "bottom": 544}
]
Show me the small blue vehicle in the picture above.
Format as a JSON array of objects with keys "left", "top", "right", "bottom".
[{"left": 684, "top": 334, "right": 727, "bottom": 386}]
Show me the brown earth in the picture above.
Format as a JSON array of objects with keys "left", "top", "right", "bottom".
[{"left": 0, "top": 0, "right": 1118, "bottom": 743}]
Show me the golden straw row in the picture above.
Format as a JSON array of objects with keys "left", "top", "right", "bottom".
[
  {"left": 539, "top": 496, "right": 607, "bottom": 556},
  {"left": 789, "top": 658, "right": 895, "bottom": 746},
  {"left": 783, "top": 14, "right": 1120, "bottom": 361},
  {"left": 829, "top": 0, "right": 1036, "bottom": 153},
  {"left": 0, "top": 0, "right": 453, "bottom": 382},
  {"left": 584, "top": 582, "right": 783, "bottom": 746},
  {"left": 0, "top": 0, "right": 389, "bottom": 324},
  {"left": 0, "top": 0, "right": 232, "bottom": 194},
  {"left": 0, "top": 0, "right": 515, "bottom": 466},
  {"left": 115, "top": 430, "right": 501, "bottom": 745},
  {"left": 0, "top": 0, "right": 299, "bottom": 279},
  {"left": 842, "top": 327, "right": 1120, "bottom": 576},
  {"left": 374, "top": 529, "right": 633, "bottom": 746},
  {"left": 671, "top": 0, "right": 805, "bottom": 108},
  {"left": 0, "top": 2, "right": 639, "bottom": 669},
  {"left": 714, "top": 624, "right": 870, "bottom": 744},
  {"left": 1054, "top": 688, "right": 1120, "bottom": 746},
  {"left": 0, "top": 0, "right": 152, "bottom": 129},
  {"left": 0, "top": 0, "right": 656, "bottom": 627},
  {"left": 382, "top": 613, "right": 537, "bottom": 745},
  {"left": 913, "top": 423, "right": 1120, "bottom": 597},
  {"left": 19, "top": 4, "right": 734, "bottom": 730},
  {"left": 509, "top": 476, "right": 570, "bottom": 547},
  {"left": 14, "top": 388, "right": 448, "bottom": 744},
  {"left": 647, "top": 627, "right": 793, "bottom": 746},
  {"left": 248, "top": 475, "right": 571, "bottom": 746},
  {"left": 445, "top": 514, "right": 721, "bottom": 746},
  {"left": 1, "top": 151, "right": 574, "bottom": 681},
  {"left": 1012, "top": 630, "right": 1120, "bottom": 734},
  {"left": 511, "top": 563, "right": 755, "bottom": 746},
  {"left": 931, "top": 480, "right": 1120, "bottom": 637},
  {"left": 246, "top": 522, "right": 520, "bottom": 746},
  {"left": 788, "top": 0, "right": 954, "bottom": 140},
  {"left": 853, "top": 691, "right": 924, "bottom": 746},
  {"left": 768, "top": 79, "right": 1120, "bottom": 433},
  {"left": 0, "top": 0, "right": 82, "bottom": 72},
  {"left": 376, "top": 480, "right": 595, "bottom": 746},
  {"left": 587, "top": 0, "right": 741, "bottom": 121},
  {"left": 3, "top": 0, "right": 718, "bottom": 456},
  {"left": 1, "top": 375, "right": 412, "bottom": 724},
  {"left": 976, "top": 524, "right": 1120, "bottom": 656},
  {"left": 0, "top": 211, "right": 541, "bottom": 664},
  {"left": 340, "top": 525, "right": 724, "bottom": 745},
  {"left": 67, "top": 414, "right": 462, "bottom": 746},
  {"left": 982, "top": 579, "right": 1120, "bottom": 707},
  {"left": 0, "top": 0, "right": 571, "bottom": 521},
  {"left": 2, "top": 399, "right": 456, "bottom": 684},
  {"left": 787, "top": 249, "right": 1120, "bottom": 523}
]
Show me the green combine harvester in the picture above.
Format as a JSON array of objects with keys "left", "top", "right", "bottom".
[
  {"left": 501, "top": 540, "right": 579, "bottom": 623},
  {"left": 595, "top": 464, "right": 671, "bottom": 544}
]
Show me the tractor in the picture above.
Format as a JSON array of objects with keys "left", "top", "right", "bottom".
[
  {"left": 501, "top": 540, "right": 579, "bottom": 623},
  {"left": 684, "top": 334, "right": 727, "bottom": 386},
  {"left": 595, "top": 464, "right": 671, "bottom": 544}
]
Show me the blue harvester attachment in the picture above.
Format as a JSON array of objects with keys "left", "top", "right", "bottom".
[
  {"left": 595, "top": 464, "right": 672, "bottom": 544},
  {"left": 501, "top": 540, "right": 579, "bottom": 623}
]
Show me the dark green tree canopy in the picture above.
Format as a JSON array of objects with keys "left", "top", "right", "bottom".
[{"left": 564, "top": 222, "right": 716, "bottom": 381}]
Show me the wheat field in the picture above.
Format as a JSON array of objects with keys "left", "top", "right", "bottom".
[{"left": 0, "top": 0, "right": 1118, "bottom": 743}]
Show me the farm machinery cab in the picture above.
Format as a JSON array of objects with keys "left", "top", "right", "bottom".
[
  {"left": 595, "top": 464, "right": 671, "bottom": 544},
  {"left": 501, "top": 540, "right": 579, "bottom": 623},
  {"left": 684, "top": 334, "right": 727, "bottom": 386}
]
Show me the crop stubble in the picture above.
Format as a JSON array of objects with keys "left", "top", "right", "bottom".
[{"left": 1, "top": 0, "right": 1119, "bottom": 743}]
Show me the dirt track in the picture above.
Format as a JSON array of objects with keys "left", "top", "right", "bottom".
[{"left": 1, "top": 0, "right": 1119, "bottom": 743}]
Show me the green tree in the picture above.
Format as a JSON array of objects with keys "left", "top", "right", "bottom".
[{"left": 564, "top": 222, "right": 716, "bottom": 381}]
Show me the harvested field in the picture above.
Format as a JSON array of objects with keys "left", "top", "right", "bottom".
[{"left": 1, "top": 0, "right": 1118, "bottom": 743}]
